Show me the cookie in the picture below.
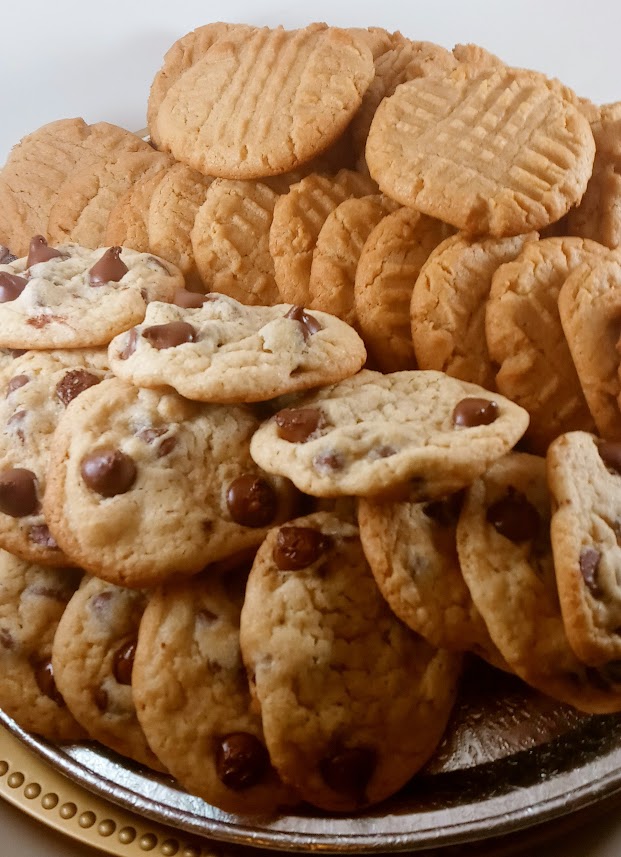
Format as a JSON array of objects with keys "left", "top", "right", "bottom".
[
  {"left": 108, "top": 296, "right": 367, "bottom": 403},
  {"left": 156, "top": 24, "right": 374, "bottom": 179},
  {"left": 354, "top": 207, "right": 453, "bottom": 372},
  {"left": 240, "top": 511, "right": 462, "bottom": 811},
  {"left": 451, "top": 43, "right": 504, "bottom": 70},
  {"left": 0, "top": 549, "right": 84, "bottom": 740},
  {"left": 365, "top": 65, "right": 595, "bottom": 236},
  {"left": 43, "top": 378, "right": 298, "bottom": 587},
  {"left": 133, "top": 568, "right": 294, "bottom": 813},
  {"left": 191, "top": 179, "right": 280, "bottom": 305},
  {"left": 0, "top": 349, "right": 109, "bottom": 566},
  {"left": 0, "top": 242, "right": 183, "bottom": 349},
  {"left": 269, "top": 169, "right": 377, "bottom": 305},
  {"left": 567, "top": 103, "right": 621, "bottom": 249},
  {"left": 486, "top": 237, "right": 605, "bottom": 450},
  {"left": 250, "top": 369, "right": 529, "bottom": 498},
  {"left": 358, "top": 491, "right": 504, "bottom": 665},
  {"left": 458, "top": 451, "right": 621, "bottom": 713},
  {"left": 307, "top": 195, "right": 397, "bottom": 326},
  {"left": 105, "top": 168, "right": 170, "bottom": 252},
  {"left": 411, "top": 232, "right": 538, "bottom": 389},
  {"left": 548, "top": 432, "right": 621, "bottom": 667},
  {"left": 51, "top": 576, "right": 164, "bottom": 769}
]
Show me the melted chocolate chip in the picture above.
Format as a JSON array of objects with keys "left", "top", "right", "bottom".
[
  {"left": 197, "top": 608, "right": 218, "bottom": 625},
  {"left": 7, "top": 409, "right": 27, "bottom": 441},
  {"left": 0, "top": 628, "right": 14, "bottom": 649},
  {"left": 486, "top": 489, "right": 539, "bottom": 542},
  {"left": 81, "top": 449, "right": 137, "bottom": 497},
  {"left": 29, "top": 524, "right": 58, "bottom": 549},
  {"left": 0, "top": 245, "right": 16, "bottom": 265},
  {"left": 452, "top": 398, "right": 499, "bottom": 427},
  {"left": 113, "top": 639, "right": 136, "bottom": 685},
  {"left": 598, "top": 441, "right": 621, "bottom": 476},
  {"left": 6, "top": 375, "right": 29, "bottom": 396},
  {"left": 93, "top": 687, "right": 109, "bottom": 712},
  {"left": 0, "top": 272, "right": 28, "bottom": 302},
  {"left": 56, "top": 369, "right": 101, "bottom": 406},
  {"left": 142, "top": 321, "right": 197, "bottom": 349},
  {"left": 33, "top": 659, "right": 65, "bottom": 707},
  {"left": 136, "top": 427, "right": 176, "bottom": 457},
  {"left": 423, "top": 492, "right": 464, "bottom": 527},
  {"left": 273, "top": 526, "right": 331, "bottom": 570},
  {"left": 580, "top": 547, "right": 601, "bottom": 595},
  {"left": 26, "top": 235, "right": 64, "bottom": 267},
  {"left": 226, "top": 475, "right": 277, "bottom": 527},
  {"left": 285, "top": 305, "right": 323, "bottom": 341},
  {"left": 27, "top": 314, "right": 65, "bottom": 328},
  {"left": 215, "top": 732, "right": 269, "bottom": 790},
  {"left": 120, "top": 328, "right": 138, "bottom": 360},
  {"left": 319, "top": 746, "right": 376, "bottom": 798},
  {"left": 88, "top": 247, "right": 129, "bottom": 286},
  {"left": 274, "top": 408, "right": 322, "bottom": 443},
  {"left": 0, "top": 468, "right": 37, "bottom": 517},
  {"left": 90, "top": 591, "right": 114, "bottom": 615},
  {"left": 173, "top": 288, "right": 207, "bottom": 308},
  {"left": 313, "top": 450, "right": 345, "bottom": 474}
]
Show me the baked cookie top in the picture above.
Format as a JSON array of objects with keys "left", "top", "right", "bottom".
[
  {"left": 0, "top": 241, "right": 183, "bottom": 349},
  {"left": 108, "top": 295, "right": 366, "bottom": 403},
  {"left": 250, "top": 369, "right": 529, "bottom": 498}
]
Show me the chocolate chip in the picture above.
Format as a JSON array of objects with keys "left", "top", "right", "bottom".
[
  {"left": 580, "top": 547, "right": 601, "bottom": 595},
  {"left": 88, "top": 246, "right": 129, "bottom": 286},
  {"left": 90, "top": 591, "right": 114, "bottom": 615},
  {"left": 136, "top": 427, "right": 176, "bottom": 457},
  {"left": 56, "top": 369, "right": 101, "bottom": 406},
  {"left": 27, "top": 314, "right": 64, "bottom": 328},
  {"left": 226, "top": 475, "right": 277, "bottom": 527},
  {"left": 32, "top": 659, "right": 65, "bottom": 707},
  {"left": 486, "top": 489, "right": 539, "bottom": 542},
  {"left": 7, "top": 409, "right": 27, "bottom": 441},
  {"left": 369, "top": 444, "right": 396, "bottom": 460},
  {"left": 215, "top": 732, "right": 269, "bottom": 790},
  {"left": 452, "top": 398, "right": 499, "bottom": 428},
  {"left": 6, "top": 375, "right": 29, "bottom": 396},
  {"left": 173, "top": 288, "right": 208, "bottom": 308},
  {"left": 313, "top": 450, "right": 345, "bottom": 474},
  {"left": 0, "top": 468, "right": 37, "bottom": 517},
  {"left": 423, "top": 492, "right": 464, "bottom": 527},
  {"left": 273, "top": 526, "right": 331, "bottom": 570},
  {"left": 598, "top": 441, "right": 621, "bottom": 476},
  {"left": 319, "top": 746, "right": 376, "bottom": 798},
  {"left": 29, "top": 524, "right": 58, "bottom": 549},
  {"left": 142, "top": 321, "right": 197, "bottom": 349},
  {"left": 81, "top": 449, "right": 137, "bottom": 497},
  {"left": 26, "top": 235, "right": 64, "bottom": 267},
  {"left": 113, "top": 639, "right": 136, "bottom": 685},
  {"left": 0, "top": 627, "right": 14, "bottom": 649},
  {"left": 274, "top": 407, "right": 322, "bottom": 442},
  {"left": 0, "top": 245, "right": 16, "bottom": 265},
  {"left": 120, "top": 328, "right": 138, "bottom": 360},
  {"left": 93, "top": 687, "right": 109, "bottom": 712},
  {"left": 197, "top": 608, "right": 218, "bottom": 625},
  {"left": 285, "top": 305, "right": 323, "bottom": 341},
  {"left": 0, "top": 272, "right": 28, "bottom": 302}
]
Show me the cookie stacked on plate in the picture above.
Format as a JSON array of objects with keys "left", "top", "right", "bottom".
[{"left": 2, "top": 19, "right": 621, "bottom": 818}]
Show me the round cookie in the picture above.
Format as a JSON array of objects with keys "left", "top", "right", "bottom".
[
  {"left": 0, "top": 549, "right": 84, "bottom": 740},
  {"left": 0, "top": 241, "right": 183, "bottom": 349},
  {"left": 108, "top": 296, "right": 367, "bottom": 404},
  {"left": 458, "top": 452, "right": 621, "bottom": 713},
  {"left": 411, "top": 232, "right": 538, "bottom": 389},
  {"left": 0, "top": 349, "right": 109, "bottom": 566},
  {"left": 269, "top": 169, "right": 377, "bottom": 305},
  {"left": 43, "top": 378, "right": 298, "bottom": 588},
  {"left": 250, "top": 369, "right": 530, "bottom": 498},
  {"left": 308, "top": 195, "right": 397, "bottom": 326},
  {"left": 354, "top": 207, "right": 453, "bottom": 372},
  {"left": 191, "top": 179, "right": 280, "bottom": 305},
  {"left": 105, "top": 169, "right": 170, "bottom": 253},
  {"left": 133, "top": 568, "right": 294, "bottom": 813},
  {"left": 52, "top": 576, "right": 164, "bottom": 769},
  {"left": 156, "top": 24, "right": 374, "bottom": 180},
  {"left": 240, "top": 511, "right": 462, "bottom": 811},
  {"left": 451, "top": 42, "right": 504, "bottom": 70},
  {"left": 365, "top": 65, "right": 595, "bottom": 236},
  {"left": 486, "top": 237, "right": 605, "bottom": 450}
]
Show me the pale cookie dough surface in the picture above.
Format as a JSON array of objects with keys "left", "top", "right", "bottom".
[
  {"left": 459, "top": 452, "right": 621, "bottom": 713},
  {"left": 559, "top": 256, "right": 621, "bottom": 441},
  {"left": 0, "top": 244, "right": 183, "bottom": 348},
  {"left": 0, "top": 549, "right": 84, "bottom": 741},
  {"left": 240, "top": 511, "right": 462, "bottom": 811},
  {"left": 156, "top": 24, "right": 374, "bottom": 179},
  {"left": 52, "top": 576, "right": 163, "bottom": 769},
  {"left": 44, "top": 379, "right": 297, "bottom": 588},
  {"left": 250, "top": 369, "right": 529, "bottom": 498},
  {"left": 133, "top": 570, "right": 294, "bottom": 814},
  {"left": 412, "top": 232, "right": 538, "bottom": 389},
  {"left": 486, "top": 237, "right": 604, "bottom": 450},
  {"left": 0, "top": 349, "right": 109, "bottom": 566},
  {"left": 365, "top": 65, "right": 595, "bottom": 236},
  {"left": 108, "top": 297, "right": 366, "bottom": 404},
  {"left": 548, "top": 432, "right": 621, "bottom": 667}
]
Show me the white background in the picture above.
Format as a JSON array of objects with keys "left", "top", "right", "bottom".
[{"left": 2, "top": 0, "right": 621, "bottom": 854}]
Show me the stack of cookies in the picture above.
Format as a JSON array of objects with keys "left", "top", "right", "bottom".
[{"left": 1, "top": 19, "right": 621, "bottom": 817}]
